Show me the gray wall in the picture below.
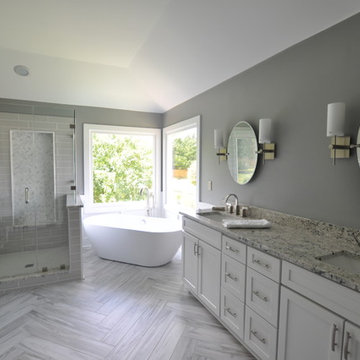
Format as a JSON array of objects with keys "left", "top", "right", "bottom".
[
  {"left": 2, "top": 13, "right": 360, "bottom": 229},
  {"left": 163, "top": 13, "right": 360, "bottom": 229},
  {"left": 0, "top": 99, "right": 162, "bottom": 194}
]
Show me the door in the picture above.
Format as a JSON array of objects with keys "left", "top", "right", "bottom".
[
  {"left": 343, "top": 322, "right": 360, "bottom": 360},
  {"left": 278, "top": 286, "right": 343, "bottom": 360},
  {"left": 183, "top": 232, "right": 198, "bottom": 293},
  {"left": 198, "top": 239, "right": 221, "bottom": 316}
]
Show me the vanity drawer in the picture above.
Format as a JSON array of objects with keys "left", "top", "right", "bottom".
[
  {"left": 183, "top": 217, "right": 221, "bottom": 250},
  {"left": 222, "top": 254, "right": 246, "bottom": 301},
  {"left": 244, "top": 306, "right": 277, "bottom": 360},
  {"left": 247, "top": 247, "right": 280, "bottom": 282},
  {"left": 222, "top": 235, "right": 246, "bottom": 264},
  {"left": 246, "top": 267, "right": 279, "bottom": 327},
  {"left": 221, "top": 288, "right": 245, "bottom": 340}
]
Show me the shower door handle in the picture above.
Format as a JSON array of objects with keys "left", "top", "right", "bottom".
[{"left": 25, "top": 187, "right": 29, "bottom": 204}]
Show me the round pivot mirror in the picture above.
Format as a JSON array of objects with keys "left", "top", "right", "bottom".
[{"left": 227, "top": 121, "right": 258, "bottom": 185}]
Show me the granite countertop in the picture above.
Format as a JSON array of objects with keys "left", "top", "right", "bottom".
[{"left": 181, "top": 207, "right": 360, "bottom": 293}]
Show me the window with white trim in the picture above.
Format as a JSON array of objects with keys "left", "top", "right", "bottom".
[
  {"left": 163, "top": 116, "right": 200, "bottom": 212},
  {"left": 84, "top": 124, "right": 160, "bottom": 210}
]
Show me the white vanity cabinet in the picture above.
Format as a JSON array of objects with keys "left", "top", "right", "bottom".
[
  {"left": 278, "top": 286, "right": 344, "bottom": 360},
  {"left": 183, "top": 232, "right": 198, "bottom": 292},
  {"left": 220, "top": 236, "right": 247, "bottom": 339},
  {"left": 278, "top": 288, "right": 360, "bottom": 360},
  {"left": 248, "top": 247, "right": 281, "bottom": 282},
  {"left": 182, "top": 218, "right": 222, "bottom": 316},
  {"left": 246, "top": 267, "right": 279, "bottom": 328},
  {"left": 198, "top": 238, "right": 221, "bottom": 315},
  {"left": 279, "top": 261, "right": 360, "bottom": 360},
  {"left": 244, "top": 307, "right": 278, "bottom": 360},
  {"left": 245, "top": 248, "right": 280, "bottom": 360},
  {"left": 182, "top": 215, "right": 360, "bottom": 360}
]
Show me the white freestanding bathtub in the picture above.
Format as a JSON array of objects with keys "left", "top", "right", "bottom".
[{"left": 83, "top": 213, "right": 182, "bottom": 267}]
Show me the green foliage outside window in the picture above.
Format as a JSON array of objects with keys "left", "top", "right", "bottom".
[
  {"left": 173, "top": 136, "right": 197, "bottom": 170},
  {"left": 92, "top": 133, "right": 153, "bottom": 203}
]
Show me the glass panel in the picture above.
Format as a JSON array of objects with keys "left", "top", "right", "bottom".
[
  {"left": 91, "top": 132, "right": 155, "bottom": 203},
  {"left": 0, "top": 104, "right": 38, "bottom": 278},
  {"left": 0, "top": 103, "right": 75, "bottom": 280},
  {"left": 166, "top": 126, "right": 197, "bottom": 209},
  {"left": 31, "top": 106, "right": 74, "bottom": 274}
]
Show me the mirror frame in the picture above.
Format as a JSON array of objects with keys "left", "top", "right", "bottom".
[
  {"left": 227, "top": 121, "right": 258, "bottom": 185},
  {"left": 357, "top": 127, "right": 360, "bottom": 167}
]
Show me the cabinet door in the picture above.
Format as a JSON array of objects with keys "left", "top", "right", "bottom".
[
  {"left": 343, "top": 322, "right": 360, "bottom": 360},
  {"left": 198, "top": 239, "right": 221, "bottom": 316},
  {"left": 183, "top": 232, "right": 198, "bottom": 293},
  {"left": 278, "top": 287, "right": 343, "bottom": 360}
]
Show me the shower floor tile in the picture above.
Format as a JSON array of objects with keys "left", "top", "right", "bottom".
[{"left": 0, "top": 246, "right": 69, "bottom": 279}]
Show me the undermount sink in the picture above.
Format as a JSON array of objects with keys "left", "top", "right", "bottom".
[
  {"left": 198, "top": 211, "right": 271, "bottom": 229},
  {"left": 316, "top": 251, "right": 360, "bottom": 274},
  {"left": 199, "top": 211, "right": 236, "bottom": 222}
]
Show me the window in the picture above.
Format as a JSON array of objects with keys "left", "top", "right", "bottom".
[
  {"left": 163, "top": 116, "right": 200, "bottom": 212},
  {"left": 84, "top": 124, "right": 160, "bottom": 210}
]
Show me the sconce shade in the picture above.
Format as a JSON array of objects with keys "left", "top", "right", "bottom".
[
  {"left": 259, "top": 118, "right": 272, "bottom": 144},
  {"left": 214, "top": 129, "right": 224, "bottom": 148},
  {"left": 327, "top": 102, "right": 345, "bottom": 137}
]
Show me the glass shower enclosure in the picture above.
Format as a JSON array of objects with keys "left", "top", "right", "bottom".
[{"left": 0, "top": 103, "right": 76, "bottom": 280}]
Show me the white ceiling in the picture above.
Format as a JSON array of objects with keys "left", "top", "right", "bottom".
[{"left": 0, "top": 0, "right": 359, "bottom": 113}]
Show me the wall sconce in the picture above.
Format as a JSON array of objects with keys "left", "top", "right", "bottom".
[
  {"left": 214, "top": 129, "right": 229, "bottom": 162},
  {"left": 326, "top": 102, "right": 360, "bottom": 165},
  {"left": 257, "top": 118, "right": 276, "bottom": 163}
]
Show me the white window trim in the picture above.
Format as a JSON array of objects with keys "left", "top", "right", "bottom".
[
  {"left": 163, "top": 115, "right": 201, "bottom": 214},
  {"left": 83, "top": 123, "right": 161, "bottom": 213}
]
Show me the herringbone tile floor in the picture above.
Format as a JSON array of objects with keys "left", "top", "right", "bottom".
[{"left": 0, "top": 248, "right": 255, "bottom": 360}]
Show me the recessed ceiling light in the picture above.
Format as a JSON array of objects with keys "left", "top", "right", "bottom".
[{"left": 13, "top": 65, "right": 30, "bottom": 77}]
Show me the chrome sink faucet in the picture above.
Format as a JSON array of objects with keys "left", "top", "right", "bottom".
[{"left": 225, "top": 193, "right": 239, "bottom": 214}]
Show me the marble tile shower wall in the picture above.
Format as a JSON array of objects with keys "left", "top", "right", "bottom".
[
  {"left": 12, "top": 131, "right": 56, "bottom": 226},
  {"left": 0, "top": 112, "right": 75, "bottom": 254}
]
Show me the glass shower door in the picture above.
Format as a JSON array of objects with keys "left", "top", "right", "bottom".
[
  {"left": 0, "top": 108, "right": 40, "bottom": 279},
  {"left": 0, "top": 104, "right": 74, "bottom": 281}
]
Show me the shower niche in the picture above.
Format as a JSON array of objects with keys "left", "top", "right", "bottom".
[{"left": 11, "top": 130, "right": 56, "bottom": 227}]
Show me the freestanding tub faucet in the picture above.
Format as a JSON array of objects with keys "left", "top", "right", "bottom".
[{"left": 140, "top": 186, "right": 154, "bottom": 216}]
